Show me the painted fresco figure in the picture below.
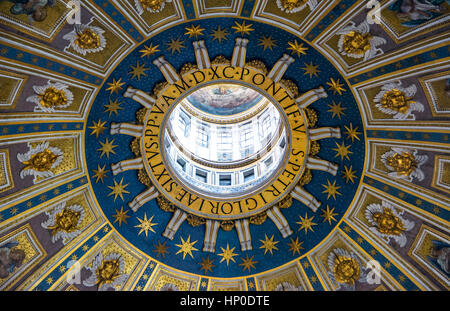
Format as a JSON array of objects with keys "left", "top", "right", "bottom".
[
  {"left": 0, "top": 241, "right": 26, "bottom": 279},
  {"left": 389, "top": 0, "right": 449, "bottom": 27},
  {"left": 428, "top": 240, "right": 450, "bottom": 276},
  {"left": 6, "top": 0, "right": 56, "bottom": 22}
]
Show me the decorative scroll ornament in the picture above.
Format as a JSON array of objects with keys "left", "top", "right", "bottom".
[
  {"left": 17, "top": 141, "right": 63, "bottom": 183},
  {"left": 134, "top": 0, "right": 171, "bottom": 14},
  {"left": 83, "top": 253, "right": 128, "bottom": 291},
  {"left": 381, "top": 147, "right": 428, "bottom": 182},
  {"left": 337, "top": 21, "right": 386, "bottom": 61},
  {"left": 26, "top": 81, "right": 73, "bottom": 113},
  {"left": 41, "top": 202, "right": 85, "bottom": 245},
  {"left": 327, "top": 248, "right": 367, "bottom": 290},
  {"left": 63, "top": 24, "right": 106, "bottom": 56},
  {"left": 276, "top": 0, "right": 318, "bottom": 13},
  {"left": 365, "top": 201, "right": 414, "bottom": 247},
  {"left": 374, "top": 81, "right": 424, "bottom": 120},
  {"left": 274, "top": 282, "right": 303, "bottom": 291}
]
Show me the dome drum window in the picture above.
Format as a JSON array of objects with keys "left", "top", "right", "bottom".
[{"left": 162, "top": 83, "right": 290, "bottom": 198}]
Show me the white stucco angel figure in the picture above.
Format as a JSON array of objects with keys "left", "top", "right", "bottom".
[
  {"left": 365, "top": 200, "right": 415, "bottom": 248},
  {"left": 374, "top": 81, "right": 424, "bottom": 120},
  {"left": 83, "top": 252, "right": 129, "bottom": 291},
  {"left": 26, "top": 81, "right": 73, "bottom": 113},
  {"left": 63, "top": 23, "right": 106, "bottom": 56},
  {"left": 276, "top": 0, "right": 318, "bottom": 13},
  {"left": 134, "top": 0, "right": 172, "bottom": 15},
  {"left": 41, "top": 202, "right": 85, "bottom": 245},
  {"left": 336, "top": 20, "right": 386, "bottom": 61},
  {"left": 327, "top": 248, "right": 367, "bottom": 291},
  {"left": 17, "top": 141, "right": 63, "bottom": 183},
  {"left": 381, "top": 147, "right": 428, "bottom": 182}
]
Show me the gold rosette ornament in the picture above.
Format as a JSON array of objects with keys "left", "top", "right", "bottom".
[
  {"left": 365, "top": 201, "right": 414, "bottom": 247},
  {"left": 63, "top": 24, "right": 106, "bottom": 56},
  {"left": 374, "top": 81, "right": 424, "bottom": 120},
  {"left": 134, "top": 0, "right": 171, "bottom": 14},
  {"left": 17, "top": 141, "right": 63, "bottom": 183},
  {"left": 41, "top": 202, "right": 85, "bottom": 245},
  {"left": 276, "top": 0, "right": 318, "bottom": 13},
  {"left": 327, "top": 248, "right": 366, "bottom": 290},
  {"left": 337, "top": 21, "right": 386, "bottom": 61},
  {"left": 26, "top": 81, "right": 74, "bottom": 113},
  {"left": 381, "top": 147, "right": 428, "bottom": 182},
  {"left": 83, "top": 253, "right": 129, "bottom": 291}
]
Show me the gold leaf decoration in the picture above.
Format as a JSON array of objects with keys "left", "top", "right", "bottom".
[
  {"left": 137, "top": 169, "right": 152, "bottom": 187},
  {"left": 298, "top": 169, "right": 312, "bottom": 186},
  {"left": 130, "top": 138, "right": 141, "bottom": 157},
  {"left": 280, "top": 79, "right": 299, "bottom": 98},
  {"left": 249, "top": 212, "right": 267, "bottom": 225},
  {"left": 309, "top": 140, "right": 320, "bottom": 156},
  {"left": 153, "top": 81, "right": 168, "bottom": 97},
  {"left": 277, "top": 195, "right": 292, "bottom": 209},
  {"left": 180, "top": 63, "right": 198, "bottom": 76},
  {"left": 136, "top": 108, "right": 147, "bottom": 124},
  {"left": 246, "top": 60, "right": 268, "bottom": 74},
  {"left": 305, "top": 107, "right": 318, "bottom": 128},
  {"left": 220, "top": 220, "right": 235, "bottom": 231},
  {"left": 186, "top": 214, "right": 206, "bottom": 227},
  {"left": 157, "top": 196, "right": 176, "bottom": 212},
  {"left": 211, "top": 55, "right": 230, "bottom": 65}
]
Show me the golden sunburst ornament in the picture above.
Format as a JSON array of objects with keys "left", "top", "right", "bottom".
[
  {"left": 166, "top": 37, "right": 185, "bottom": 54},
  {"left": 175, "top": 235, "right": 198, "bottom": 260},
  {"left": 139, "top": 42, "right": 160, "bottom": 58},
  {"left": 259, "top": 234, "right": 279, "bottom": 255},
  {"left": 327, "top": 101, "right": 346, "bottom": 119},
  {"left": 135, "top": 0, "right": 168, "bottom": 13},
  {"left": 287, "top": 39, "right": 308, "bottom": 57},
  {"left": 218, "top": 244, "right": 238, "bottom": 266},
  {"left": 185, "top": 24, "right": 205, "bottom": 39},
  {"left": 89, "top": 120, "right": 107, "bottom": 138},
  {"left": 344, "top": 123, "right": 361, "bottom": 142},
  {"left": 112, "top": 206, "right": 130, "bottom": 226},
  {"left": 321, "top": 205, "right": 338, "bottom": 225},
  {"left": 106, "top": 78, "right": 125, "bottom": 95},
  {"left": 128, "top": 61, "right": 149, "bottom": 80},
  {"left": 342, "top": 165, "right": 357, "bottom": 183},
  {"left": 199, "top": 256, "right": 215, "bottom": 274},
  {"left": 92, "top": 164, "right": 109, "bottom": 183},
  {"left": 98, "top": 138, "right": 117, "bottom": 159},
  {"left": 333, "top": 141, "right": 353, "bottom": 161},
  {"left": 135, "top": 213, "right": 158, "bottom": 236},
  {"left": 239, "top": 254, "right": 258, "bottom": 272},
  {"left": 63, "top": 24, "right": 106, "bottom": 56},
  {"left": 258, "top": 35, "right": 277, "bottom": 51},
  {"left": 301, "top": 61, "right": 320, "bottom": 78},
  {"left": 104, "top": 99, "right": 123, "bottom": 117},
  {"left": 331, "top": 252, "right": 361, "bottom": 285},
  {"left": 287, "top": 237, "right": 304, "bottom": 255},
  {"left": 322, "top": 180, "right": 341, "bottom": 200},
  {"left": 231, "top": 21, "right": 254, "bottom": 36},
  {"left": 210, "top": 26, "right": 229, "bottom": 43},
  {"left": 108, "top": 178, "right": 130, "bottom": 202},
  {"left": 296, "top": 213, "right": 317, "bottom": 234},
  {"left": 326, "top": 78, "right": 346, "bottom": 95}
]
